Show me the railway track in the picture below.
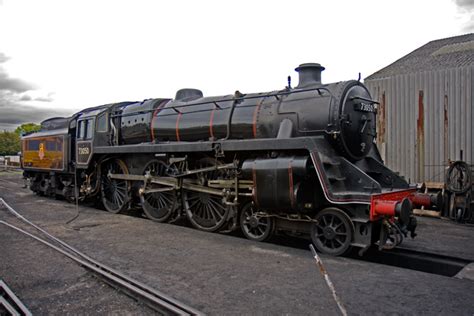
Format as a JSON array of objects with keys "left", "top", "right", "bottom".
[
  {"left": 347, "top": 247, "right": 471, "bottom": 277},
  {"left": 269, "top": 233, "right": 472, "bottom": 277},
  {"left": 2, "top": 182, "right": 471, "bottom": 282},
  {"left": 0, "top": 198, "right": 202, "bottom": 316}
]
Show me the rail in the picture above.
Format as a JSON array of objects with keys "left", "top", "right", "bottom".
[{"left": 0, "top": 198, "right": 203, "bottom": 316}]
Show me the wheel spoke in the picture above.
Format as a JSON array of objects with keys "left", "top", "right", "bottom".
[
  {"left": 209, "top": 197, "right": 226, "bottom": 212},
  {"left": 115, "top": 191, "right": 124, "bottom": 206},
  {"left": 188, "top": 198, "right": 201, "bottom": 210},
  {"left": 334, "top": 238, "right": 343, "bottom": 246},
  {"left": 334, "top": 222, "right": 344, "bottom": 230},
  {"left": 203, "top": 205, "right": 211, "bottom": 220},
  {"left": 208, "top": 202, "right": 221, "bottom": 221},
  {"left": 322, "top": 216, "right": 328, "bottom": 226}
]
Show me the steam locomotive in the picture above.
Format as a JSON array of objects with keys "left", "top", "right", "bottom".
[{"left": 21, "top": 63, "right": 436, "bottom": 255}]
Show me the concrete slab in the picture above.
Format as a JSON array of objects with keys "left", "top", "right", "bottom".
[
  {"left": 1, "top": 173, "right": 473, "bottom": 315},
  {"left": 455, "top": 263, "right": 474, "bottom": 281}
]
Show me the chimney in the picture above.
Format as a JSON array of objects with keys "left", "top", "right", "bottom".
[{"left": 295, "top": 63, "right": 325, "bottom": 88}]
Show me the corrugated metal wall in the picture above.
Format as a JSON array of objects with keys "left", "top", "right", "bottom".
[{"left": 365, "top": 65, "right": 473, "bottom": 183}]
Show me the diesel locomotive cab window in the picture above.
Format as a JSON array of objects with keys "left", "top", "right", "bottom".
[
  {"left": 27, "top": 139, "right": 40, "bottom": 150},
  {"left": 46, "top": 140, "right": 57, "bottom": 151}
]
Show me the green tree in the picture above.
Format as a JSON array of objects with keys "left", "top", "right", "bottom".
[
  {"left": 15, "top": 123, "right": 41, "bottom": 136},
  {"left": 0, "top": 131, "right": 21, "bottom": 155}
]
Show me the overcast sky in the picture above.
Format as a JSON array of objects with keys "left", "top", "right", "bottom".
[{"left": 0, "top": 0, "right": 472, "bottom": 130}]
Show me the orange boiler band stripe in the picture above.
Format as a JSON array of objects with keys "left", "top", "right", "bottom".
[
  {"left": 175, "top": 112, "right": 182, "bottom": 142},
  {"left": 150, "top": 100, "right": 169, "bottom": 142},
  {"left": 252, "top": 164, "right": 258, "bottom": 207},
  {"left": 209, "top": 106, "right": 216, "bottom": 139},
  {"left": 252, "top": 99, "right": 264, "bottom": 138},
  {"left": 288, "top": 161, "right": 295, "bottom": 208}
]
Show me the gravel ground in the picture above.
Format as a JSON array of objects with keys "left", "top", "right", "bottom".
[{"left": 1, "top": 172, "right": 473, "bottom": 315}]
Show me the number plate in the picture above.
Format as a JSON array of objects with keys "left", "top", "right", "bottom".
[
  {"left": 77, "top": 141, "right": 92, "bottom": 164},
  {"left": 354, "top": 102, "right": 376, "bottom": 113}
]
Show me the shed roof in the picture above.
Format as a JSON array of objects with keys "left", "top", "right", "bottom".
[{"left": 365, "top": 33, "right": 474, "bottom": 81}]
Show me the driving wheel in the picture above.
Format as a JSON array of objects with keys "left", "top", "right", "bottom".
[
  {"left": 183, "top": 158, "right": 232, "bottom": 232},
  {"left": 140, "top": 160, "right": 178, "bottom": 222},
  {"left": 101, "top": 159, "right": 130, "bottom": 213}
]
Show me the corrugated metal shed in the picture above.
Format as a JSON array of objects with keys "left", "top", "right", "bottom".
[{"left": 365, "top": 34, "right": 474, "bottom": 183}]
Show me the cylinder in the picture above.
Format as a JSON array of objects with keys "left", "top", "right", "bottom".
[{"left": 241, "top": 156, "right": 312, "bottom": 210}]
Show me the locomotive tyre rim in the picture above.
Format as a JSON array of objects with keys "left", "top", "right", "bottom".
[
  {"left": 311, "top": 208, "right": 353, "bottom": 256},
  {"left": 101, "top": 159, "right": 131, "bottom": 214},
  {"left": 240, "top": 203, "right": 275, "bottom": 242},
  {"left": 140, "top": 160, "right": 177, "bottom": 222},
  {"left": 183, "top": 158, "right": 231, "bottom": 232},
  {"left": 446, "top": 161, "right": 472, "bottom": 194}
]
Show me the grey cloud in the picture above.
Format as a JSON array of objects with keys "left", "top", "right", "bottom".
[
  {"left": 454, "top": 0, "right": 474, "bottom": 32},
  {"left": 454, "top": 0, "right": 474, "bottom": 9},
  {"left": 19, "top": 94, "right": 32, "bottom": 101},
  {"left": 0, "top": 51, "right": 59, "bottom": 131},
  {"left": 0, "top": 51, "right": 36, "bottom": 93},
  {"left": 0, "top": 52, "right": 9, "bottom": 64},
  {"left": 0, "top": 52, "right": 63, "bottom": 130},
  {"left": 0, "top": 72, "right": 36, "bottom": 93},
  {"left": 0, "top": 101, "right": 72, "bottom": 131},
  {"left": 463, "top": 15, "right": 474, "bottom": 32},
  {"left": 34, "top": 96, "right": 54, "bottom": 102},
  {"left": 9, "top": 92, "right": 55, "bottom": 103}
]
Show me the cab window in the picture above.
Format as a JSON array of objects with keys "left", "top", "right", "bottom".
[
  {"left": 85, "top": 119, "right": 93, "bottom": 139},
  {"left": 97, "top": 113, "right": 108, "bottom": 132},
  {"left": 77, "top": 120, "right": 83, "bottom": 139},
  {"left": 27, "top": 140, "right": 40, "bottom": 150},
  {"left": 77, "top": 119, "right": 94, "bottom": 140}
]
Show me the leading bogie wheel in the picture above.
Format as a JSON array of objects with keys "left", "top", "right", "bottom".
[
  {"left": 311, "top": 207, "right": 354, "bottom": 256},
  {"left": 101, "top": 159, "right": 131, "bottom": 214},
  {"left": 240, "top": 202, "right": 275, "bottom": 242},
  {"left": 140, "top": 160, "right": 178, "bottom": 222}
]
